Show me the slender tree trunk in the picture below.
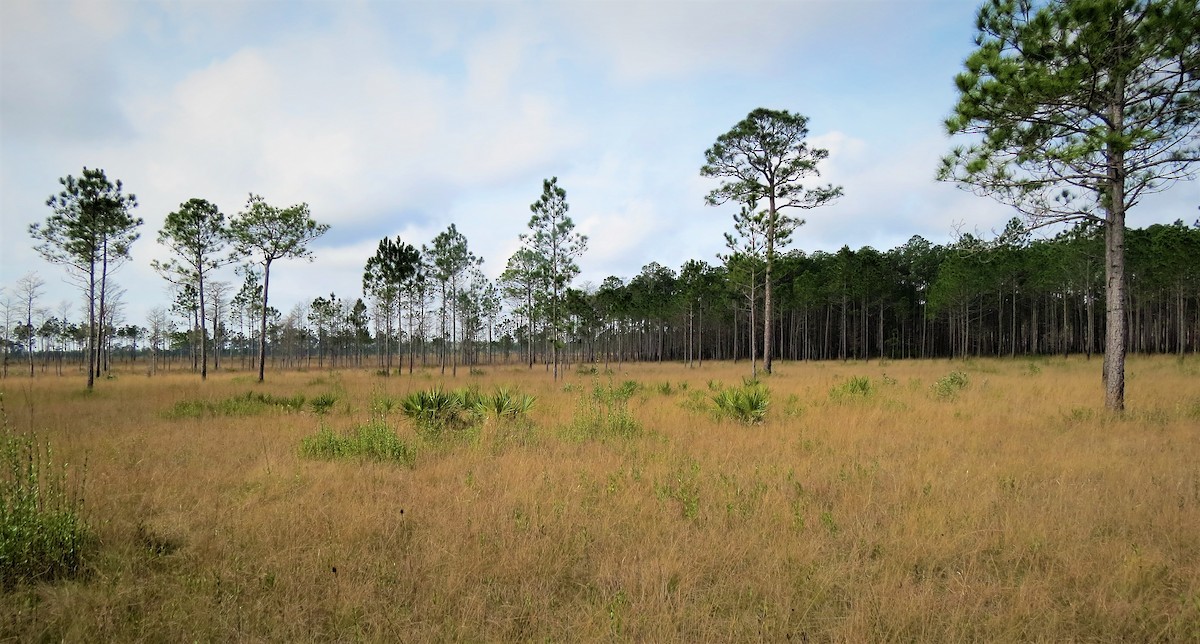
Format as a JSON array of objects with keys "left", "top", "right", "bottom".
[
  {"left": 86, "top": 256, "right": 96, "bottom": 389},
  {"left": 257, "top": 260, "right": 272, "bottom": 383},
  {"left": 764, "top": 195, "right": 776, "bottom": 374},
  {"left": 199, "top": 273, "right": 208, "bottom": 381},
  {"left": 750, "top": 281, "right": 758, "bottom": 378},
  {"left": 451, "top": 284, "right": 458, "bottom": 378},
  {"left": 97, "top": 239, "right": 110, "bottom": 380}
]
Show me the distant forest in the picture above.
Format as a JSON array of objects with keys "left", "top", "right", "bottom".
[{"left": 3, "top": 218, "right": 1197, "bottom": 378}]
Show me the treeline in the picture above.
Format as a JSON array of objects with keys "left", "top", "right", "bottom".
[
  {"left": 555, "top": 220, "right": 1200, "bottom": 365},
  {"left": 4, "top": 219, "right": 1196, "bottom": 378}
]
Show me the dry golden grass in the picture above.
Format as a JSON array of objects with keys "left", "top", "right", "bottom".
[{"left": 2, "top": 356, "right": 1199, "bottom": 641}]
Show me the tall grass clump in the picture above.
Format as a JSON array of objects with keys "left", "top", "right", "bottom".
[
  {"left": 829, "top": 376, "right": 873, "bottom": 402},
  {"left": 711, "top": 382, "right": 770, "bottom": 425},
  {"left": 931, "top": 371, "right": 969, "bottom": 400},
  {"left": 1, "top": 396, "right": 91, "bottom": 589},
  {"left": 300, "top": 420, "right": 415, "bottom": 465},
  {"left": 566, "top": 380, "right": 642, "bottom": 440}
]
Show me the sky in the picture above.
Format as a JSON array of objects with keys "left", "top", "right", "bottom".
[{"left": 1, "top": 0, "right": 1196, "bottom": 326}]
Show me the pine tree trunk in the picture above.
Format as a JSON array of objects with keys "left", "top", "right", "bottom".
[{"left": 257, "top": 260, "right": 271, "bottom": 383}]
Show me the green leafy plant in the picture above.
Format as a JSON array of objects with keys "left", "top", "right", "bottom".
[
  {"left": 485, "top": 387, "right": 536, "bottom": 419},
  {"left": 309, "top": 392, "right": 338, "bottom": 415},
  {"left": 566, "top": 382, "right": 642, "bottom": 440},
  {"left": 1, "top": 395, "right": 92, "bottom": 589},
  {"left": 829, "top": 376, "right": 872, "bottom": 401},
  {"left": 400, "top": 387, "right": 537, "bottom": 439},
  {"left": 655, "top": 458, "right": 702, "bottom": 520},
  {"left": 931, "top": 371, "right": 969, "bottom": 400},
  {"left": 712, "top": 383, "right": 770, "bottom": 425},
  {"left": 400, "top": 388, "right": 480, "bottom": 437}
]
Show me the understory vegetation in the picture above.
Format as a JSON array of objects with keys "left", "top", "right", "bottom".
[
  {"left": 2, "top": 357, "right": 1198, "bottom": 641},
  {"left": 0, "top": 395, "right": 91, "bottom": 590}
]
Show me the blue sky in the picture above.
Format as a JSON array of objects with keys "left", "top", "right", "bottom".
[{"left": 2, "top": 0, "right": 1195, "bottom": 325}]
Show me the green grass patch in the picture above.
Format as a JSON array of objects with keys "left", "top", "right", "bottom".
[
  {"left": 166, "top": 391, "right": 308, "bottom": 418},
  {"left": 300, "top": 420, "right": 415, "bottom": 465}
]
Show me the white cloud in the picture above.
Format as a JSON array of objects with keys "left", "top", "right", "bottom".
[
  {"left": 799, "top": 131, "right": 1016, "bottom": 252},
  {"left": 554, "top": 1, "right": 840, "bottom": 83}
]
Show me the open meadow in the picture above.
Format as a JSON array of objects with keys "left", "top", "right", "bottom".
[{"left": 2, "top": 356, "right": 1199, "bottom": 641}]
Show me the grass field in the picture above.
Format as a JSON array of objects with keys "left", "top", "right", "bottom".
[{"left": 2, "top": 356, "right": 1199, "bottom": 641}]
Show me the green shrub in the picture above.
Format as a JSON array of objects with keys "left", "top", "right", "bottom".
[
  {"left": 712, "top": 383, "right": 770, "bottom": 424},
  {"left": 309, "top": 392, "right": 338, "bottom": 415},
  {"left": 300, "top": 420, "right": 415, "bottom": 465},
  {"left": 830, "top": 376, "right": 873, "bottom": 401},
  {"left": 400, "top": 387, "right": 536, "bottom": 439},
  {"left": 618, "top": 380, "right": 642, "bottom": 400},
  {"left": 486, "top": 387, "right": 536, "bottom": 419},
  {"left": 932, "top": 371, "right": 969, "bottom": 400},
  {"left": 1, "top": 396, "right": 91, "bottom": 589},
  {"left": 400, "top": 388, "right": 480, "bottom": 437}
]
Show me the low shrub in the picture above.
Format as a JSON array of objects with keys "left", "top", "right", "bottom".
[
  {"left": 830, "top": 376, "right": 873, "bottom": 401},
  {"left": 712, "top": 383, "right": 770, "bottom": 424},
  {"left": 400, "top": 387, "right": 537, "bottom": 439},
  {"left": 309, "top": 392, "right": 338, "bottom": 415},
  {"left": 932, "top": 371, "right": 969, "bottom": 400},
  {"left": 400, "top": 388, "right": 480, "bottom": 437},
  {"left": 485, "top": 387, "right": 536, "bottom": 419}
]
